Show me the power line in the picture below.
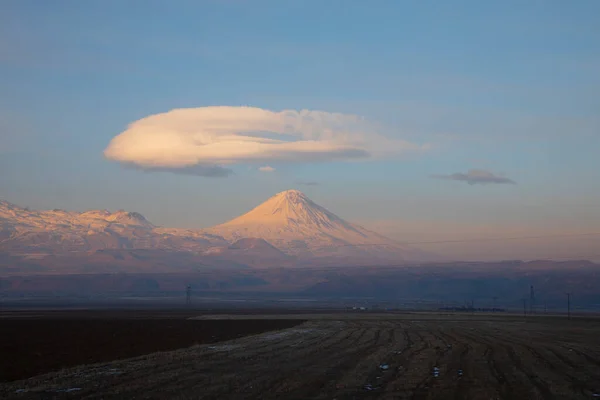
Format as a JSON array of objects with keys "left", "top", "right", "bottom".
[
  {"left": 308, "top": 232, "right": 600, "bottom": 249},
  {"left": 282, "top": 232, "right": 600, "bottom": 254},
  {"left": 400, "top": 232, "right": 600, "bottom": 245},
  {"left": 222, "top": 247, "right": 600, "bottom": 262},
  {"left": 203, "top": 232, "right": 600, "bottom": 256}
]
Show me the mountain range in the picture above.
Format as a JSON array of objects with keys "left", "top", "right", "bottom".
[{"left": 0, "top": 190, "right": 432, "bottom": 272}]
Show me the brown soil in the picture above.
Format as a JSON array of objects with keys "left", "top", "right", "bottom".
[
  {"left": 0, "top": 311, "right": 304, "bottom": 382},
  {"left": 1, "top": 312, "right": 600, "bottom": 400}
]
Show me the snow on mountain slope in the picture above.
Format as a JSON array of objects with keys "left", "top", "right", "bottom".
[
  {"left": 207, "top": 190, "right": 427, "bottom": 261},
  {"left": 1, "top": 192, "right": 433, "bottom": 266},
  {"left": 0, "top": 200, "right": 153, "bottom": 231},
  {"left": 0, "top": 199, "right": 221, "bottom": 255}
]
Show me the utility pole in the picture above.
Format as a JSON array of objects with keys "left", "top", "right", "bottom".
[
  {"left": 529, "top": 285, "right": 535, "bottom": 315},
  {"left": 566, "top": 292, "right": 572, "bottom": 320},
  {"left": 186, "top": 285, "right": 192, "bottom": 307}
]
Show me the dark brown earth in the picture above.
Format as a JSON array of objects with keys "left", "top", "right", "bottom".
[
  {"left": 1, "top": 312, "right": 600, "bottom": 400},
  {"left": 0, "top": 311, "right": 304, "bottom": 382}
]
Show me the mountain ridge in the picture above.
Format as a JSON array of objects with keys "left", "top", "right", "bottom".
[{"left": 0, "top": 191, "right": 432, "bottom": 271}]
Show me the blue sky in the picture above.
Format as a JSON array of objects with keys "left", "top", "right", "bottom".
[{"left": 1, "top": 0, "right": 599, "bottom": 259}]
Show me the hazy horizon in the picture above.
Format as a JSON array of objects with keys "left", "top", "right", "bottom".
[{"left": 1, "top": 1, "right": 599, "bottom": 261}]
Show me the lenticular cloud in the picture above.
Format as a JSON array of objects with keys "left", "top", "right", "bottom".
[{"left": 104, "top": 106, "right": 426, "bottom": 177}]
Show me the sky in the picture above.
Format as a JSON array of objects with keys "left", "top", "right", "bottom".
[{"left": 1, "top": 0, "right": 599, "bottom": 260}]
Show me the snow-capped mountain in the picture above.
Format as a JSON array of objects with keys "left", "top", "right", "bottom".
[
  {"left": 208, "top": 190, "right": 427, "bottom": 261},
  {"left": 0, "top": 199, "right": 221, "bottom": 255},
  {"left": 0, "top": 191, "right": 431, "bottom": 270}
]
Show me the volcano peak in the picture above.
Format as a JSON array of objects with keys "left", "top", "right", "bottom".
[{"left": 206, "top": 190, "right": 417, "bottom": 260}]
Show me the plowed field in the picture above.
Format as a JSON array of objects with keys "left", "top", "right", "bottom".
[{"left": 2, "top": 313, "right": 600, "bottom": 400}]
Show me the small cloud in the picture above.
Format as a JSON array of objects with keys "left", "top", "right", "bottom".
[
  {"left": 258, "top": 165, "right": 275, "bottom": 172},
  {"left": 431, "top": 169, "right": 515, "bottom": 185},
  {"left": 295, "top": 180, "right": 319, "bottom": 186}
]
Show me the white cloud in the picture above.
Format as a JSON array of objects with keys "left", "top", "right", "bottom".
[
  {"left": 104, "top": 106, "right": 427, "bottom": 177},
  {"left": 258, "top": 165, "right": 275, "bottom": 172}
]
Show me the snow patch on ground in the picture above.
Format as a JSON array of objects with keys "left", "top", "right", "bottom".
[
  {"left": 260, "top": 328, "right": 317, "bottom": 341},
  {"left": 206, "top": 344, "right": 239, "bottom": 352}
]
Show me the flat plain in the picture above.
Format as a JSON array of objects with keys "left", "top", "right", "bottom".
[{"left": 1, "top": 311, "right": 600, "bottom": 399}]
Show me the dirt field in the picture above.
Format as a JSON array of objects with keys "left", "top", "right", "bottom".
[
  {"left": 2, "top": 312, "right": 600, "bottom": 399},
  {"left": 0, "top": 311, "right": 304, "bottom": 382}
]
